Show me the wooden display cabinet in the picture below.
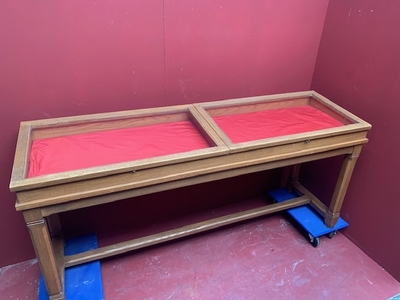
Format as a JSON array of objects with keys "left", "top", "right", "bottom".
[{"left": 10, "top": 91, "right": 371, "bottom": 299}]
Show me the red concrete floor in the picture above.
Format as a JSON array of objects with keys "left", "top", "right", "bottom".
[{"left": 1, "top": 214, "right": 400, "bottom": 300}]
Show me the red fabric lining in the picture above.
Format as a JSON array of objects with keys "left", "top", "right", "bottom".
[
  {"left": 28, "top": 106, "right": 344, "bottom": 178},
  {"left": 28, "top": 120, "right": 210, "bottom": 178},
  {"left": 213, "top": 105, "right": 344, "bottom": 143}
]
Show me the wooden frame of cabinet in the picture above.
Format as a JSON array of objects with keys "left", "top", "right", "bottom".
[{"left": 10, "top": 91, "right": 371, "bottom": 299}]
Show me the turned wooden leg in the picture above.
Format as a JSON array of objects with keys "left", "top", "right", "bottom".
[
  {"left": 325, "top": 145, "right": 363, "bottom": 228},
  {"left": 24, "top": 210, "right": 64, "bottom": 300}
]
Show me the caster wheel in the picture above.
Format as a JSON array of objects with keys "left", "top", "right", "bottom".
[
  {"left": 309, "top": 234, "right": 320, "bottom": 247},
  {"left": 310, "top": 238, "right": 320, "bottom": 248},
  {"left": 327, "top": 231, "right": 337, "bottom": 239}
]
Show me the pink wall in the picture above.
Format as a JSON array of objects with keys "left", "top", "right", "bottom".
[
  {"left": 0, "top": 0, "right": 328, "bottom": 267},
  {"left": 310, "top": 0, "right": 400, "bottom": 281},
  {"left": 164, "top": 0, "right": 326, "bottom": 103}
]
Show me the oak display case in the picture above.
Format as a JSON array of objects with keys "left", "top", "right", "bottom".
[{"left": 10, "top": 91, "right": 371, "bottom": 299}]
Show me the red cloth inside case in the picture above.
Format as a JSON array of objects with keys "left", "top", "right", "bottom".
[
  {"left": 28, "top": 105, "right": 344, "bottom": 178},
  {"left": 212, "top": 105, "right": 344, "bottom": 143},
  {"left": 28, "top": 120, "right": 210, "bottom": 177}
]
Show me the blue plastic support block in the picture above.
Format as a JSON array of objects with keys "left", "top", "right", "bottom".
[
  {"left": 268, "top": 188, "right": 348, "bottom": 239},
  {"left": 38, "top": 233, "right": 104, "bottom": 300}
]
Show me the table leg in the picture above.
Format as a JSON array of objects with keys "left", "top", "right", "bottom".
[
  {"left": 290, "top": 164, "right": 301, "bottom": 184},
  {"left": 24, "top": 210, "right": 64, "bottom": 300},
  {"left": 47, "top": 214, "right": 63, "bottom": 238},
  {"left": 325, "top": 145, "right": 363, "bottom": 228}
]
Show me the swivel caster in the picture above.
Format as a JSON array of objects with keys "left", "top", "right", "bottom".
[
  {"left": 327, "top": 231, "right": 337, "bottom": 239},
  {"left": 309, "top": 234, "right": 320, "bottom": 247}
]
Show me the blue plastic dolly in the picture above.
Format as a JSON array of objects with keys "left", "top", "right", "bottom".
[{"left": 268, "top": 188, "right": 349, "bottom": 247}]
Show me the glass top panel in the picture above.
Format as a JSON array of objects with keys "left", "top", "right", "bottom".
[
  {"left": 28, "top": 111, "right": 214, "bottom": 178},
  {"left": 211, "top": 105, "right": 344, "bottom": 143}
]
